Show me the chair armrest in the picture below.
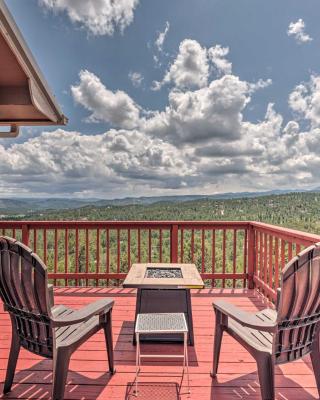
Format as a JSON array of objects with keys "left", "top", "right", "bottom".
[
  {"left": 48, "top": 284, "right": 54, "bottom": 307},
  {"left": 52, "top": 298, "right": 114, "bottom": 327},
  {"left": 213, "top": 300, "right": 277, "bottom": 332}
]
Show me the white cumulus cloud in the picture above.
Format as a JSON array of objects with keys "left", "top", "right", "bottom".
[
  {"left": 146, "top": 74, "right": 252, "bottom": 145},
  {"left": 39, "top": 0, "right": 139, "bottom": 36},
  {"left": 153, "top": 39, "right": 209, "bottom": 90},
  {"left": 71, "top": 70, "right": 141, "bottom": 129},
  {"left": 0, "top": 129, "right": 195, "bottom": 197},
  {"left": 287, "top": 19, "right": 312, "bottom": 44},
  {"left": 208, "top": 45, "right": 232, "bottom": 76},
  {"left": 4, "top": 38, "right": 320, "bottom": 197},
  {"left": 155, "top": 21, "right": 170, "bottom": 53},
  {"left": 289, "top": 75, "right": 320, "bottom": 128},
  {"left": 153, "top": 39, "right": 233, "bottom": 90},
  {"left": 128, "top": 71, "right": 144, "bottom": 88}
]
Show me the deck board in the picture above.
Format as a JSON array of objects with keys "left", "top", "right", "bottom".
[{"left": 0, "top": 288, "right": 318, "bottom": 399}]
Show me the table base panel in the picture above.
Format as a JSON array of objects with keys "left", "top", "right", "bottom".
[{"left": 133, "top": 289, "right": 194, "bottom": 345}]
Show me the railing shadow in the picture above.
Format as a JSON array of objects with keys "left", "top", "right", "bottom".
[
  {"left": 53, "top": 287, "right": 254, "bottom": 296},
  {"left": 52, "top": 287, "right": 273, "bottom": 303},
  {"left": 191, "top": 288, "right": 255, "bottom": 297},
  {"left": 210, "top": 370, "right": 318, "bottom": 399},
  {"left": 53, "top": 287, "right": 137, "bottom": 297},
  {"left": 0, "top": 359, "right": 112, "bottom": 399}
]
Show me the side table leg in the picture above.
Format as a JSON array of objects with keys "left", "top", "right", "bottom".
[
  {"left": 133, "top": 289, "right": 142, "bottom": 345},
  {"left": 135, "top": 333, "right": 140, "bottom": 396},
  {"left": 185, "top": 331, "right": 190, "bottom": 394},
  {"left": 186, "top": 290, "right": 194, "bottom": 346}
]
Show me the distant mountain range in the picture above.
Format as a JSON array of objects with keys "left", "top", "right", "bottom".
[{"left": 0, "top": 188, "right": 317, "bottom": 215}]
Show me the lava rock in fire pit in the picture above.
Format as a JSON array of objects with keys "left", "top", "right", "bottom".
[{"left": 145, "top": 267, "right": 183, "bottom": 279}]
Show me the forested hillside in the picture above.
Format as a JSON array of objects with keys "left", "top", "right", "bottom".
[{"left": 6, "top": 192, "right": 320, "bottom": 234}]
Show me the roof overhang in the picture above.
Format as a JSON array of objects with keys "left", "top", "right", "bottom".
[{"left": 0, "top": 0, "right": 67, "bottom": 137}]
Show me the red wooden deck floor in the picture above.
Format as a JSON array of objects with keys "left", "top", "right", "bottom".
[{"left": 0, "top": 288, "right": 318, "bottom": 400}]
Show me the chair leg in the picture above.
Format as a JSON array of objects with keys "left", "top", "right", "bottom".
[
  {"left": 3, "top": 323, "right": 20, "bottom": 394},
  {"left": 52, "top": 348, "right": 71, "bottom": 400},
  {"left": 211, "top": 310, "right": 223, "bottom": 378},
  {"left": 310, "top": 336, "right": 320, "bottom": 397},
  {"left": 256, "top": 353, "right": 275, "bottom": 400},
  {"left": 103, "top": 311, "right": 115, "bottom": 374}
]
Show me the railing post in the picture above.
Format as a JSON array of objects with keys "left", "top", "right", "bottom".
[
  {"left": 170, "top": 224, "right": 179, "bottom": 263},
  {"left": 247, "top": 223, "right": 255, "bottom": 289},
  {"left": 22, "top": 224, "right": 30, "bottom": 246}
]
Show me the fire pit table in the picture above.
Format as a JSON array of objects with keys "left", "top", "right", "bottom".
[{"left": 123, "top": 263, "right": 204, "bottom": 345}]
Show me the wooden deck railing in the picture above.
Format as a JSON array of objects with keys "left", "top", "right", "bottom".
[
  {"left": 1, "top": 220, "right": 320, "bottom": 301},
  {"left": 250, "top": 222, "right": 320, "bottom": 301}
]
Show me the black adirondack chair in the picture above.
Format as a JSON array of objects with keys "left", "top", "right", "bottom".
[
  {"left": 211, "top": 243, "right": 320, "bottom": 400},
  {"left": 0, "top": 236, "right": 115, "bottom": 400}
]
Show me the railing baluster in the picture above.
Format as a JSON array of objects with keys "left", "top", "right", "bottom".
[
  {"left": 212, "top": 229, "right": 215, "bottom": 288},
  {"left": 128, "top": 229, "right": 131, "bottom": 271},
  {"left": 106, "top": 229, "right": 110, "bottom": 287},
  {"left": 96, "top": 229, "right": 100, "bottom": 286},
  {"left": 148, "top": 228, "right": 152, "bottom": 263},
  {"left": 138, "top": 228, "right": 141, "bottom": 263},
  {"left": 269, "top": 235, "right": 273, "bottom": 292},
  {"left": 201, "top": 229, "right": 205, "bottom": 274},
  {"left": 33, "top": 229, "right": 37, "bottom": 253},
  {"left": 263, "top": 233, "right": 268, "bottom": 292},
  {"left": 54, "top": 229, "right": 58, "bottom": 286},
  {"left": 22, "top": 224, "right": 29, "bottom": 246},
  {"left": 159, "top": 229, "right": 162, "bottom": 263},
  {"left": 252, "top": 229, "right": 259, "bottom": 288},
  {"left": 170, "top": 224, "right": 178, "bottom": 263},
  {"left": 117, "top": 229, "right": 120, "bottom": 286},
  {"left": 274, "top": 237, "right": 279, "bottom": 290},
  {"left": 288, "top": 242, "right": 293, "bottom": 261},
  {"left": 191, "top": 229, "right": 194, "bottom": 263},
  {"left": 85, "top": 229, "right": 89, "bottom": 286},
  {"left": 243, "top": 229, "right": 248, "bottom": 288},
  {"left": 259, "top": 232, "right": 263, "bottom": 280},
  {"left": 75, "top": 228, "right": 79, "bottom": 286},
  {"left": 180, "top": 228, "right": 184, "bottom": 263},
  {"left": 233, "top": 229, "right": 237, "bottom": 288},
  {"left": 222, "top": 229, "right": 226, "bottom": 288},
  {"left": 43, "top": 229, "right": 47, "bottom": 265},
  {"left": 281, "top": 239, "right": 285, "bottom": 270},
  {"left": 296, "top": 243, "right": 301, "bottom": 254},
  {"left": 65, "top": 228, "right": 68, "bottom": 286}
]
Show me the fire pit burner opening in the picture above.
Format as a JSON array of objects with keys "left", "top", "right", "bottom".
[{"left": 145, "top": 267, "right": 183, "bottom": 279}]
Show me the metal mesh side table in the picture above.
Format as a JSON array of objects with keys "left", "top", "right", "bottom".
[{"left": 134, "top": 313, "right": 190, "bottom": 396}]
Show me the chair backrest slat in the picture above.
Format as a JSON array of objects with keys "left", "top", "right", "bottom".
[
  {"left": 10, "top": 251, "right": 24, "bottom": 308},
  {"left": 0, "top": 247, "right": 29, "bottom": 343},
  {"left": 0, "top": 236, "right": 53, "bottom": 358},
  {"left": 274, "top": 244, "right": 320, "bottom": 364}
]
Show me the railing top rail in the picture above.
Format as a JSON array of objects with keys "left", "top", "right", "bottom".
[
  {"left": 1, "top": 220, "right": 319, "bottom": 244},
  {"left": 250, "top": 221, "right": 320, "bottom": 245},
  {"left": 0, "top": 220, "right": 250, "bottom": 229}
]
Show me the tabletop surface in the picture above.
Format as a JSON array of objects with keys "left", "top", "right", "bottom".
[{"left": 123, "top": 263, "right": 204, "bottom": 289}]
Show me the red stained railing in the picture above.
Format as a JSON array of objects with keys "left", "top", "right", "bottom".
[
  {"left": 250, "top": 222, "right": 320, "bottom": 301},
  {"left": 1, "top": 220, "right": 320, "bottom": 300}
]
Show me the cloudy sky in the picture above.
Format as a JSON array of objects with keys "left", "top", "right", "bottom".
[{"left": 2, "top": 0, "right": 320, "bottom": 199}]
